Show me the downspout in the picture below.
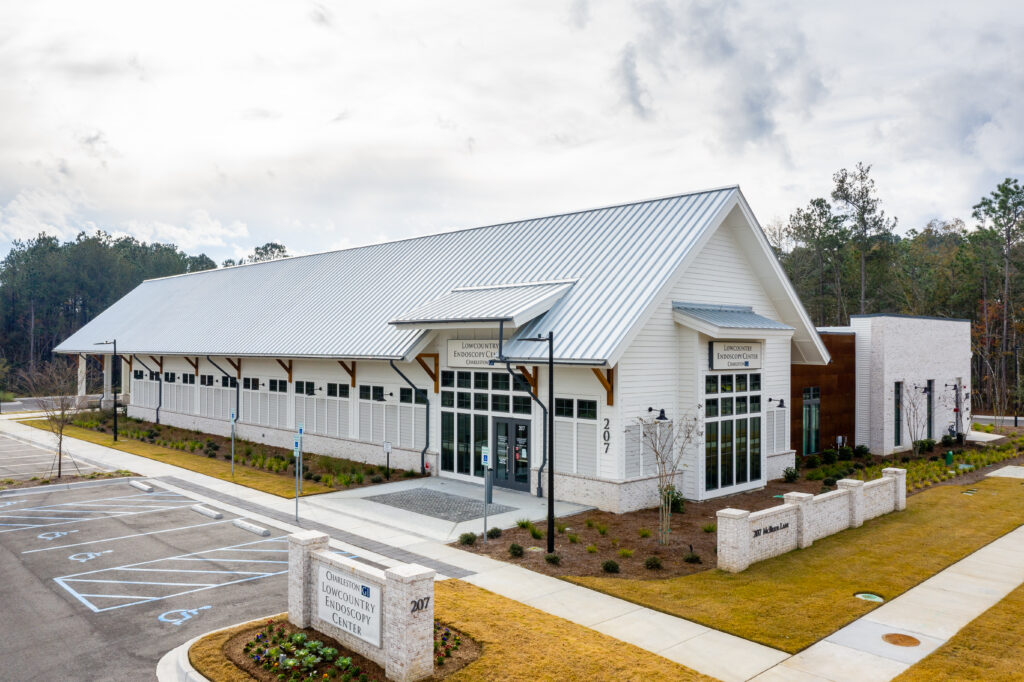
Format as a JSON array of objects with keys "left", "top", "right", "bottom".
[
  {"left": 496, "top": 320, "right": 548, "bottom": 498},
  {"left": 389, "top": 360, "right": 429, "bottom": 475},
  {"left": 206, "top": 356, "right": 240, "bottom": 426},
  {"left": 132, "top": 355, "right": 162, "bottom": 425}
]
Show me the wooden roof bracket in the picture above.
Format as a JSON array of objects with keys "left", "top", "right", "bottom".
[
  {"left": 119, "top": 355, "right": 133, "bottom": 372},
  {"left": 415, "top": 353, "right": 439, "bottom": 393},
  {"left": 225, "top": 357, "right": 242, "bottom": 378},
  {"left": 93, "top": 354, "right": 105, "bottom": 371},
  {"left": 276, "top": 359, "right": 293, "bottom": 383},
  {"left": 516, "top": 365, "right": 539, "bottom": 395},
  {"left": 592, "top": 367, "right": 614, "bottom": 406},
  {"left": 150, "top": 355, "right": 164, "bottom": 373},
  {"left": 338, "top": 360, "right": 357, "bottom": 388},
  {"left": 184, "top": 356, "right": 199, "bottom": 375}
]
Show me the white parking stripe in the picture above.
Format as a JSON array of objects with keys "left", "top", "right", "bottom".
[{"left": 22, "top": 519, "right": 235, "bottom": 554}]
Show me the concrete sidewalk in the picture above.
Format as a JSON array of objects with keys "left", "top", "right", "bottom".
[
  {"left": 754, "top": 464, "right": 1024, "bottom": 681},
  {"left": 1, "top": 416, "right": 789, "bottom": 681}
]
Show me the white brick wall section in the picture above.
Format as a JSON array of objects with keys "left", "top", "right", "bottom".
[
  {"left": 766, "top": 451, "right": 795, "bottom": 480},
  {"left": 288, "top": 530, "right": 329, "bottom": 628},
  {"left": 883, "top": 467, "right": 907, "bottom": 510},
  {"left": 716, "top": 508, "right": 751, "bottom": 572},
  {"left": 719, "top": 469, "right": 907, "bottom": 572},
  {"left": 383, "top": 564, "right": 435, "bottom": 682},
  {"left": 837, "top": 479, "right": 865, "bottom": 528}
]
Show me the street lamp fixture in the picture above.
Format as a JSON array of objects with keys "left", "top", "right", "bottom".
[{"left": 94, "top": 339, "right": 118, "bottom": 441}]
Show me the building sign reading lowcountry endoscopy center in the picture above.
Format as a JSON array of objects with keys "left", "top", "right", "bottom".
[
  {"left": 447, "top": 340, "right": 500, "bottom": 368},
  {"left": 709, "top": 341, "right": 763, "bottom": 370},
  {"left": 317, "top": 563, "right": 382, "bottom": 647}
]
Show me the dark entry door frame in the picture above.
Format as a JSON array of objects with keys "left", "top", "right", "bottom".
[{"left": 493, "top": 417, "right": 531, "bottom": 492}]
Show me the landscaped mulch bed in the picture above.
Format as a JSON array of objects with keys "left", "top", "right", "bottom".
[
  {"left": 220, "top": 615, "right": 478, "bottom": 681},
  {"left": 73, "top": 410, "right": 425, "bottom": 491},
  {"left": 458, "top": 477, "right": 825, "bottom": 580},
  {"left": 0, "top": 470, "right": 137, "bottom": 491}
]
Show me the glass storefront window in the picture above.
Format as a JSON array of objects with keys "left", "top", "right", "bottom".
[
  {"left": 492, "top": 373, "right": 510, "bottom": 391},
  {"left": 512, "top": 396, "right": 532, "bottom": 414},
  {"left": 706, "top": 399, "right": 718, "bottom": 418},
  {"left": 474, "top": 393, "right": 489, "bottom": 411},
  {"left": 721, "top": 375, "right": 734, "bottom": 393},
  {"left": 457, "top": 372, "right": 471, "bottom": 389},
  {"left": 474, "top": 372, "right": 489, "bottom": 390},
  {"left": 441, "top": 412, "right": 454, "bottom": 471},
  {"left": 473, "top": 414, "right": 488, "bottom": 478},
  {"left": 457, "top": 413, "right": 471, "bottom": 474},
  {"left": 705, "top": 375, "right": 719, "bottom": 394},
  {"left": 457, "top": 392, "right": 471, "bottom": 410},
  {"left": 441, "top": 371, "right": 454, "bottom": 388},
  {"left": 705, "top": 422, "right": 719, "bottom": 491},
  {"left": 441, "top": 391, "right": 454, "bottom": 408},
  {"left": 491, "top": 394, "right": 509, "bottom": 412},
  {"left": 704, "top": 371, "right": 762, "bottom": 494}
]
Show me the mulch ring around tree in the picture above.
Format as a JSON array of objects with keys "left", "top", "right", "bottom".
[
  {"left": 222, "top": 615, "right": 479, "bottom": 681},
  {"left": 457, "top": 478, "right": 826, "bottom": 580}
]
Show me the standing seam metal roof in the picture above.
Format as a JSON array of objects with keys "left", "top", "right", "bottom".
[
  {"left": 55, "top": 187, "right": 739, "bottom": 362},
  {"left": 673, "top": 302, "right": 795, "bottom": 330},
  {"left": 389, "top": 281, "right": 574, "bottom": 326}
]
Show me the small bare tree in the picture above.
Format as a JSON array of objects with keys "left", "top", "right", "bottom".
[
  {"left": 20, "top": 359, "right": 80, "bottom": 478},
  {"left": 638, "top": 406, "right": 703, "bottom": 545},
  {"left": 902, "top": 384, "right": 930, "bottom": 457}
]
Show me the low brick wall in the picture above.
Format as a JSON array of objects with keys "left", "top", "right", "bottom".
[{"left": 716, "top": 468, "right": 906, "bottom": 572}]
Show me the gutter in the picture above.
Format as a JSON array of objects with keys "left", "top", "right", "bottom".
[
  {"left": 132, "top": 355, "right": 162, "bottom": 424},
  {"left": 389, "top": 360, "right": 429, "bottom": 475},
  {"left": 206, "top": 356, "right": 240, "bottom": 425}
]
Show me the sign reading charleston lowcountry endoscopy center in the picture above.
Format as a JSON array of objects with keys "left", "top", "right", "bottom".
[
  {"left": 709, "top": 341, "right": 763, "bottom": 370},
  {"left": 317, "top": 563, "right": 382, "bottom": 647},
  {"left": 447, "top": 340, "right": 500, "bottom": 368}
]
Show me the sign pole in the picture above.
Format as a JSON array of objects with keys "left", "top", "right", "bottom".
[
  {"left": 294, "top": 434, "right": 301, "bottom": 522},
  {"left": 481, "top": 445, "right": 491, "bottom": 542},
  {"left": 383, "top": 441, "right": 392, "bottom": 480},
  {"left": 298, "top": 423, "right": 304, "bottom": 495},
  {"left": 230, "top": 408, "right": 236, "bottom": 477}
]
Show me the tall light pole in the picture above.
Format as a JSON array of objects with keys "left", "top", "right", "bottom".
[{"left": 94, "top": 340, "right": 117, "bottom": 441}]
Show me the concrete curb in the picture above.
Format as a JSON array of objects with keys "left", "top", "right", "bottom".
[
  {"left": 233, "top": 518, "right": 270, "bottom": 536},
  {"left": 156, "top": 613, "right": 286, "bottom": 682},
  {"left": 130, "top": 480, "right": 155, "bottom": 493}
]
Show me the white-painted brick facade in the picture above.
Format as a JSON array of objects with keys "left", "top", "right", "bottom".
[{"left": 716, "top": 468, "right": 905, "bottom": 572}]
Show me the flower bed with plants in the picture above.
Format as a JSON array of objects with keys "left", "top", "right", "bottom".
[
  {"left": 69, "top": 410, "right": 424, "bottom": 491},
  {"left": 221, "top": 616, "right": 478, "bottom": 681}
]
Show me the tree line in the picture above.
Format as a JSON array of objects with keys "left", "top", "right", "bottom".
[
  {"left": 0, "top": 233, "right": 287, "bottom": 389},
  {"left": 772, "top": 164, "right": 1023, "bottom": 413}
]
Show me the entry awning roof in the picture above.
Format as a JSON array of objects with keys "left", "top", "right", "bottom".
[
  {"left": 389, "top": 280, "right": 575, "bottom": 329},
  {"left": 673, "top": 302, "right": 794, "bottom": 338}
]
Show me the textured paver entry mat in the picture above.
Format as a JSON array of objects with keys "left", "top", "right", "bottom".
[{"left": 365, "top": 488, "right": 517, "bottom": 522}]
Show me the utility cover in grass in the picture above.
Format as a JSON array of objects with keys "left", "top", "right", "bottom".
[{"left": 366, "top": 488, "right": 517, "bottom": 522}]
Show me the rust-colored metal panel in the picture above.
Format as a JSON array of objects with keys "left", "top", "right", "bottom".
[{"left": 791, "top": 333, "right": 856, "bottom": 456}]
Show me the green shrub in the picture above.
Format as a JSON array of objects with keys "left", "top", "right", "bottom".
[
  {"left": 684, "top": 551, "right": 702, "bottom": 564},
  {"left": 458, "top": 532, "right": 477, "bottom": 546},
  {"left": 567, "top": 533, "right": 579, "bottom": 544},
  {"left": 854, "top": 444, "right": 870, "bottom": 458},
  {"left": 617, "top": 548, "right": 634, "bottom": 558},
  {"left": 508, "top": 543, "right": 524, "bottom": 557},
  {"left": 596, "top": 523, "right": 608, "bottom": 536},
  {"left": 702, "top": 523, "right": 717, "bottom": 533},
  {"left": 821, "top": 449, "right": 838, "bottom": 465},
  {"left": 644, "top": 555, "right": 662, "bottom": 570},
  {"left": 370, "top": 474, "right": 383, "bottom": 483},
  {"left": 638, "top": 528, "right": 652, "bottom": 538},
  {"left": 353, "top": 473, "right": 364, "bottom": 485},
  {"left": 601, "top": 560, "right": 619, "bottom": 574},
  {"left": 529, "top": 525, "right": 543, "bottom": 540},
  {"left": 913, "top": 438, "right": 937, "bottom": 453},
  {"left": 806, "top": 469, "right": 826, "bottom": 481},
  {"left": 403, "top": 469, "right": 417, "bottom": 478},
  {"left": 838, "top": 446, "right": 853, "bottom": 460},
  {"left": 783, "top": 467, "right": 799, "bottom": 483},
  {"left": 555, "top": 523, "right": 567, "bottom": 534},
  {"left": 544, "top": 553, "right": 560, "bottom": 565},
  {"left": 585, "top": 544, "right": 598, "bottom": 554},
  {"left": 339, "top": 474, "right": 352, "bottom": 487},
  {"left": 803, "top": 454, "right": 820, "bottom": 469},
  {"left": 823, "top": 477, "right": 837, "bottom": 487},
  {"left": 516, "top": 519, "right": 531, "bottom": 529},
  {"left": 323, "top": 474, "right": 334, "bottom": 487},
  {"left": 584, "top": 519, "right": 595, "bottom": 529},
  {"left": 486, "top": 526, "right": 502, "bottom": 539}
]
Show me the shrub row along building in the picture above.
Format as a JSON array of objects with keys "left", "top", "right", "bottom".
[{"left": 56, "top": 187, "right": 971, "bottom": 512}]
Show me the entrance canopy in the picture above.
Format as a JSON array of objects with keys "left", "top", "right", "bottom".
[
  {"left": 389, "top": 280, "right": 575, "bottom": 329},
  {"left": 672, "top": 301, "right": 794, "bottom": 339}
]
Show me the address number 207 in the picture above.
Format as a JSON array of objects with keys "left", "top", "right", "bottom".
[{"left": 410, "top": 597, "right": 431, "bottom": 613}]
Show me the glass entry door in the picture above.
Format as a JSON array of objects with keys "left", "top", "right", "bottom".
[{"left": 494, "top": 418, "right": 530, "bottom": 491}]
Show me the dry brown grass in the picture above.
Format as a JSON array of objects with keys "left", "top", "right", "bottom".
[
  {"left": 20, "top": 419, "right": 331, "bottom": 498},
  {"left": 570, "top": 476, "right": 1024, "bottom": 653},
  {"left": 434, "top": 579, "right": 712, "bottom": 681},
  {"left": 895, "top": 579, "right": 1024, "bottom": 681}
]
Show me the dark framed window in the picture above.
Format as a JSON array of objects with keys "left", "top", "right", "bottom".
[
  {"left": 133, "top": 370, "right": 144, "bottom": 380},
  {"left": 491, "top": 373, "right": 510, "bottom": 392},
  {"left": 577, "top": 400, "right": 597, "bottom": 420},
  {"left": 735, "top": 396, "right": 747, "bottom": 415},
  {"left": 749, "top": 395, "right": 761, "bottom": 413},
  {"left": 802, "top": 385, "right": 820, "bottom": 455},
  {"left": 457, "top": 392, "right": 471, "bottom": 410},
  {"left": 243, "top": 377, "right": 257, "bottom": 390},
  {"left": 200, "top": 374, "right": 214, "bottom": 387},
  {"left": 221, "top": 376, "right": 237, "bottom": 388},
  {"left": 513, "top": 373, "right": 531, "bottom": 393},
  {"left": 326, "top": 383, "right": 348, "bottom": 398},
  {"left": 894, "top": 382, "right": 903, "bottom": 447},
  {"left": 720, "top": 397, "right": 733, "bottom": 416},
  {"left": 164, "top": 372, "right": 175, "bottom": 383},
  {"left": 441, "top": 391, "right": 454, "bottom": 408},
  {"left": 926, "top": 379, "right": 934, "bottom": 440},
  {"left": 474, "top": 372, "right": 489, "bottom": 390},
  {"left": 750, "top": 374, "right": 761, "bottom": 391},
  {"left": 400, "top": 387, "right": 412, "bottom": 403},
  {"left": 457, "top": 371, "right": 471, "bottom": 389},
  {"left": 441, "top": 370, "right": 454, "bottom": 388},
  {"left": 414, "top": 389, "right": 427, "bottom": 405},
  {"left": 705, "top": 421, "right": 719, "bottom": 491},
  {"left": 269, "top": 379, "right": 287, "bottom": 393},
  {"left": 512, "top": 396, "right": 532, "bottom": 414},
  {"left": 371, "top": 385, "right": 384, "bottom": 402},
  {"left": 491, "top": 394, "right": 509, "bottom": 412},
  {"left": 705, "top": 375, "right": 718, "bottom": 394},
  {"left": 474, "top": 393, "right": 489, "bottom": 411},
  {"left": 736, "top": 374, "right": 747, "bottom": 392},
  {"left": 359, "top": 385, "right": 371, "bottom": 400},
  {"left": 720, "top": 374, "right": 733, "bottom": 393},
  {"left": 183, "top": 374, "right": 196, "bottom": 385},
  {"left": 441, "top": 412, "right": 454, "bottom": 471},
  {"left": 554, "top": 398, "right": 574, "bottom": 418},
  {"left": 706, "top": 398, "right": 719, "bottom": 418}
]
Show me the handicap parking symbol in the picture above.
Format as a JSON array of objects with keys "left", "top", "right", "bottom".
[
  {"left": 39, "top": 530, "right": 79, "bottom": 541},
  {"left": 159, "top": 605, "right": 212, "bottom": 626},
  {"left": 69, "top": 550, "right": 112, "bottom": 563}
]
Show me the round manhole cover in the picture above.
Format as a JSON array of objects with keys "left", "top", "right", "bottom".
[
  {"left": 882, "top": 633, "right": 921, "bottom": 647},
  {"left": 854, "top": 592, "right": 884, "bottom": 603}
]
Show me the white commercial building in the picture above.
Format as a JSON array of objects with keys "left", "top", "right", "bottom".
[{"left": 57, "top": 187, "right": 832, "bottom": 512}]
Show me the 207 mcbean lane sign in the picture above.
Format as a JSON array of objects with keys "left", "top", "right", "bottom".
[
  {"left": 317, "top": 564, "right": 382, "bottom": 647},
  {"left": 709, "top": 341, "right": 763, "bottom": 370}
]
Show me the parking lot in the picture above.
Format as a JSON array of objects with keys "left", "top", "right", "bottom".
[
  {"left": 0, "top": 478, "right": 359, "bottom": 681},
  {"left": 0, "top": 432, "right": 104, "bottom": 481}
]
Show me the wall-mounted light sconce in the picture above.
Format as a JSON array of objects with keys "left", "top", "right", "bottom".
[
  {"left": 647, "top": 407, "right": 668, "bottom": 421},
  {"left": 768, "top": 398, "right": 786, "bottom": 409},
  {"left": 375, "top": 392, "right": 394, "bottom": 402}
]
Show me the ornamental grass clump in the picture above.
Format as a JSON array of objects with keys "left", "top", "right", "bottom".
[
  {"left": 486, "top": 526, "right": 502, "bottom": 539},
  {"left": 545, "top": 553, "right": 560, "bottom": 565}
]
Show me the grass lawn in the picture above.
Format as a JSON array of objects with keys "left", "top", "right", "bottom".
[
  {"left": 569, "top": 476, "right": 1024, "bottom": 653},
  {"left": 190, "top": 582, "right": 713, "bottom": 682},
  {"left": 895, "top": 579, "right": 1024, "bottom": 681},
  {"left": 20, "top": 420, "right": 332, "bottom": 498}
]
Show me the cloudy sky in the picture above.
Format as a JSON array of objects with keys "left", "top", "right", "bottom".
[{"left": 1, "top": 1, "right": 1021, "bottom": 263}]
